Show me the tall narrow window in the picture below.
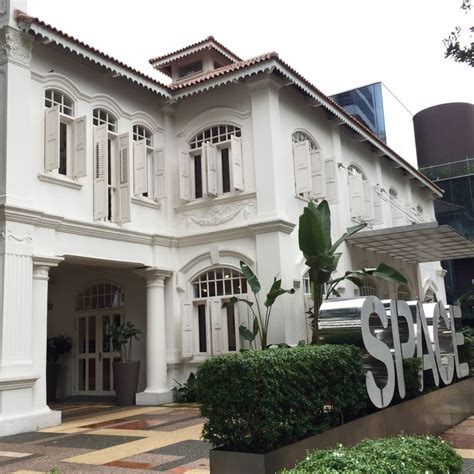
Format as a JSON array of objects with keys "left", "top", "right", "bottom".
[
  {"left": 197, "top": 303, "right": 207, "bottom": 353},
  {"left": 132, "top": 124, "right": 156, "bottom": 199},
  {"left": 180, "top": 125, "right": 243, "bottom": 201}
]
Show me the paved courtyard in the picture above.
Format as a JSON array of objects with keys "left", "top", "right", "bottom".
[
  {"left": 442, "top": 416, "right": 474, "bottom": 473},
  {"left": 0, "top": 402, "right": 210, "bottom": 473}
]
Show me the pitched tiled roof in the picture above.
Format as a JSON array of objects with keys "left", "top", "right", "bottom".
[
  {"left": 149, "top": 35, "right": 242, "bottom": 66},
  {"left": 15, "top": 10, "right": 171, "bottom": 97}
]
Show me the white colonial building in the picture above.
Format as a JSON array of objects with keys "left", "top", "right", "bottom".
[{"left": 2, "top": 0, "right": 470, "bottom": 436}]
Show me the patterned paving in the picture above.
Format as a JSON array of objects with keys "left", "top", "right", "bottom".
[
  {"left": 0, "top": 403, "right": 210, "bottom": 473},
  {"left": 441, "top": 416, "right": 474, "bottom": 473}
]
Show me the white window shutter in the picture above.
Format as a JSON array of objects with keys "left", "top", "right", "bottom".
[
  {"left": 118, "top": 133, "right": 131, "bottom": 224},
  {"left": 205, "top": 142, "right": 218, "bottom": 196},
  {"left": 182, "top": 302, "right": 193, "bottom": 358},
  {"left": 133, "top": 139, "right": 147, "bottom": 196},
  {"left": 153, "top": 148, "right": 165, "bottom": 200},
  {"left": 231, "top": 135, "right": 244, "bottom": 191},
  {"left": 325, "top": 158, "right": 338, "bottom": 203},
  {"left": 310, "top": 149, "right": 325, "bottom": 199},
  {"left": 363, "top": 181, "right": 374, "bottom": 221},
  {"left": 293, "top": 141, "right": 311, "bottom": 195},
  {"left": 392, "top": 199, "right": 406, "bottom": 226},
  {"left": 44, "top": 106, "right": 60, "bottom": 172},
  {"left": 179, "top": 149, "right": 191, "bottom": 201},
  {"left": 93, "top": 125, "right": 108, "bottom": 220},
  {"left": 348, "top": 174, "right": 364, "bottom": 219},
  {"left": 374, "top": 188, "right": 383, "bottom": 224},
  {"left": 210, "top": 299, "right": 222, "bottom": 355},
  {"left": 73, "top": 116, "right": 87, "bottom": 178}
]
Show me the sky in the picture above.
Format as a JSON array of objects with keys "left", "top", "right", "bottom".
[{"left": 26, "top": 0, "right": 473, "bottom": 116}]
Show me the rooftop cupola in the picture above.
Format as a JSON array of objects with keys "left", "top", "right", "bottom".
[{"left": 149, "top": 36, "right": 241, "bottom": 84}]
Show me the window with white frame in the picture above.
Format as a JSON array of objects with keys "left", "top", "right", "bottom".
[
  {"left": 347, "top": 164, "right": 375, "bottom": 222},
  {"left": 92, "top": 108, "right": 131, "bottom": 224},
  {"left": 358, "top": 277, "right": 377, "bottom": 297},
  {"left": 179, "top": 125, "right": 243, "bottom": 201},
  {"left": 44, "top": 89, "right": 86, "bottom": 179},
  {"left": 182, "top": 267, "right": 248, "bottom": 357},
  {"left": 292, "top": 131, "right": 337, "bottom": 202},
  {"left": 132, "top": 124, "right": 164, "bottom": 201},
  {"left": 389, "top": 187, "right": 407, "bottom": 226}
]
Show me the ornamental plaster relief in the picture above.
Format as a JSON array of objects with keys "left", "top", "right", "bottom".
[
  {"left": 0, "top": 27, "right": 33, "bottom": 66},
  {"left": 180, "top": 198, "right": 256, "bottom": 227}
]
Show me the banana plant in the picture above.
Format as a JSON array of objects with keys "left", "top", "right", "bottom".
[
  {"left": 222, "top": 261, "right": 295, "bottom": 349},
  {"left": 299, "top": 199, "right": 407, "bottom": 344}
]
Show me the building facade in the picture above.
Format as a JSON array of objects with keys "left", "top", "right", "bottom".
[{"left": 0, "top": 0, "right": 449, "bottom": 436}]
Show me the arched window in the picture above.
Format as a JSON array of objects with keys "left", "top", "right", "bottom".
[
  {"left": 184, "top": 125, "right": 243, "bottom": 200},
  {"left": 190, "top": 266, "right": 247, "bottom": 355},
  {"left": 424, "top": 287, "right": 437, "bottom": 303},
  {"left": 389, "top": 188, "right": 398, "bottom": 200},
  {"left": 93, "top": 108, "right": 117, "bottom": 133},
  {"left": 132, "top": 124, "right": 155, "bottom": 199},
  {"left": 45, "top": 89, "right": 74, "bottom": 116},
  {"left": 292, "top": 131, "right": 318, "bottom": 151},
  {"left": 76, "top": 282, "right": 124, "bottom": 311},
  {"left": 133, "top": 124, "right": 153, "bottom": 147},
  {"left": 348, "top": 164, "right": 373, "bottom": 221},
  {"left": 397, "top": 284, "right": 411, "bottom": 301},
  {"left": 348, "top": 164, "right": 367, "bottom": 181},
  {"left": 359, "top": 277, "right": 377, "bottom": 297},
  {"left": 44, "top": 89, "right": 76, "bottom": 177},
  {"left": 389, "top": 187, "right": 406, "bottom": 226}
]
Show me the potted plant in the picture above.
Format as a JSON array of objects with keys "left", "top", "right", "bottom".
[
  {"left": 109, "top": 321, "right": 142, "bottom": 406},
  {"left": 46, "top": 335, "right": 72, "bottom": 402}
]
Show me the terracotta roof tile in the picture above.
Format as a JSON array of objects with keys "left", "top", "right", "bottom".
[
  {"left": 149, "top": 35, "right": 242, "bottom": 65},
  {"left": 14, "top": 10, "right": 170, "bottom": 94}
]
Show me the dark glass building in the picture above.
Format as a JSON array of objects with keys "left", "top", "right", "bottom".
[{"left": 416, "top": 103, "right": 474, "bottom": 315}]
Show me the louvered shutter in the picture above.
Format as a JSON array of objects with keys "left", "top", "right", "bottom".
[
  {"left": 392, "top": 199, "right": 406, "bottom": 226},
  {"left": 230, "top": 135, "right": 244, "bottom": 191},
  {"left": 153, "top": 148, "right": 165, "bottom": 200},
  {"left": 310, "top": 149, "right": 324, "bottom": 199},
  {"left": 93, "top": 125, "right": 108, "bottom": 220},
  {"left": 182, "top": 302, "right": 193, "bottom": 358},
  {"left": 348, "top": 174, "right": 364, "bottom": 219},
  {"left": 363, "top": 181, "right": 374, "bottom": 221},
  {"left": 374, "top": 188, "right": 383, "bottom": 224},
  {"left": 118, "top": 133, "right": 131, "bottom": 224},
  {"left": 179, "top": 149, "right": 191, "bottom": 201},
  {"left": 325, "top": 158, "right": 338, "bottom": 203},
  {"left": 205, "top": 142, "right": 218, "bottom": 196},
  {"left": 210, "top": 299, "right": 222, "bottom": 355},
  {"left": 293, "top": 141, "right": 311, "bottom": 195},
  {"left": 133, "top": 139, "right": 147, "bottom": 196},
  {"left": 44, "top": 106, "right": 60, "bottom": 171},
  {"left": 73, "top": 116, "right": 87, "bottom": 178}
]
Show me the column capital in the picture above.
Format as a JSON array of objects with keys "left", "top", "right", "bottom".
[
  {"left": 32, "top": 255, "right": 64, "bottom": 280},
  {"left": 135, "top": 267, "right": 173, "bottom": 288}
]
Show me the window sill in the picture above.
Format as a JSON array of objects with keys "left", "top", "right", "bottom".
[
  {"left": 175, "top": 191, "right": 256, "bottom": 213},
  {"left": 37, "top": 172, "right": 83, "bottom": 190},
  {"left": 131, "top": 196, "right": 162, "bottom": 209}
]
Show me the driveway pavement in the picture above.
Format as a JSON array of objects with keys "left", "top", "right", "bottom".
[{"left": 0, "top": 402, "right": 210, "bottom": 473}]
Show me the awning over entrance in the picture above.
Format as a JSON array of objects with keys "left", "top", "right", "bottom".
[{"left": 348, "top": 222, "right": 474, "bottom": 263}]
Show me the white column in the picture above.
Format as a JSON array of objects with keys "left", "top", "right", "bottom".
[
  {"left": 31, "top": 256, "right": 63, "bottom": 412},
  {"left": 136, "top": 267, "right": 173, "bottom": 405}
]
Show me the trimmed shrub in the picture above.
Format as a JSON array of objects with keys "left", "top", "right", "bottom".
[
  {"left": 196, "top": 345, "right": 367, "bottom": 453},
  {"left": 319, "top": 329, "right": 364, "bottom": 348},
  {"left": 283, "top": 435, "right": 462, "bottom": 473},
  {"left": 403, "top": 357, "right": 422, "bottom": 399}
]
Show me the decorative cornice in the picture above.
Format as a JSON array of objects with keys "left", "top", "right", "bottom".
[
  {"left": 179, "top": 198, "right": 256, "bottom": 227},
  {"left": 0, "top": 27, "right": 33, "bottom": 67}
]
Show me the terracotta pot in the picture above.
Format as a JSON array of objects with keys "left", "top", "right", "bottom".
[
  {"left": 46, "top": 362, "right": 61, "bottom": 402},
  {"left": 113, "top": 360, "right": 140, "bottom": 406}
]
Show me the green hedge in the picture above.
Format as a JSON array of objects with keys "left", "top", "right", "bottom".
[
  {"left": 283, "top": 435, "right": 462, "bottom": 473},
  {"left": 196, "top": 345, "right": 367, "bottom": 453}
]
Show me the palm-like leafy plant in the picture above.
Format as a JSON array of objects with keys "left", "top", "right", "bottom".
[
  {"left": 223, "top": 261, "right": 295, "bottom": 349},
  {"left": 299, "top": 200, "right": 407, "bottom": 344}
]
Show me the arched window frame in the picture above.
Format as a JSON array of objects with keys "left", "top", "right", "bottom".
[
  {"left": 396, "top": 284, "right": 411, "bottom": 301},
  {"left": 181, "top": 124, "right": 243, "bottom": 201},
  {"left": 45, "top": 88, "right": 74, "bottom": 116},
  {"left": 93, "top": 107, "right": 118, "bottom": 133},
  {"left": 347, "top": 163, "right": 374, "bottom": 222},
  {"left": 133, "top": 124, "right": 153, "bottom": 148},
  {"left": 75, "top": 282, "right": 125, "bottom": 312}
]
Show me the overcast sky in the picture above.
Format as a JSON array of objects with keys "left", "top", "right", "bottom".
[{"left": 28, "top": 0, "right": 473, "bottom": 115}]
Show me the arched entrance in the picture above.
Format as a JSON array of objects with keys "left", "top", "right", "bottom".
[{"left": 74, "top": 282, "right": 125, "bottom": 395}]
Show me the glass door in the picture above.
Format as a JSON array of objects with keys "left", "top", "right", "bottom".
[{"left": 76, "top": 313, "right": 122, "bottom": 395}]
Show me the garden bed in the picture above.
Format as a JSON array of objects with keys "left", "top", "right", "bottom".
[{"left": 210, "top": 377, "right": 474, "bottom": 474}]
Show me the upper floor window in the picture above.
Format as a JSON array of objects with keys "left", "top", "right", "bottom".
[
  {"left": 359, "top": 277, "right": 377, "bottom": 297},
  {"left": 180, "top": 124, "right": 243, "bottom": 201},
  {"left": 292, "top": 131, "right": 337, "bottom": 202},
  {"left": 389, "top": 187, "right": 407, "bottom": 226},
  {"left": 178, "top": 59, "right": 203, "bottom": 79},
  {"left": 133, "top": 124, "right": 153, "bottom": 147},
  {"left": 347, "top": 164, "right": 376, "bottom": 223},
  {"left": 44, "top": 89, "right": 86, "bottom": 179},
  {"left": 396, "top": 284, "right": 411, "bottom": 301},
  {"left": 45, "top": 89, "right": 74, "bottom": 116},
  {"left": 93, "top": 108, "right": 117, "bottom": 133}
]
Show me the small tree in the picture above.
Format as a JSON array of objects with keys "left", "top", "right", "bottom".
[
  {"left": 108, "top": 321, "right": 142, "bottom": 362},
  {"left": 299, "top": 200, "right": 407, "bottom": 344},
  {"left": 223, "top": 261, "right": 295, "bottom": 349}
]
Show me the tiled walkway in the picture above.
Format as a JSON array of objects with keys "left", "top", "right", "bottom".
[
  {"left": 0, "top": 403, "right": 210, "bottom": 473},
  {"left": 442, "top": 416, "right": 474, "bottom": 473}
]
